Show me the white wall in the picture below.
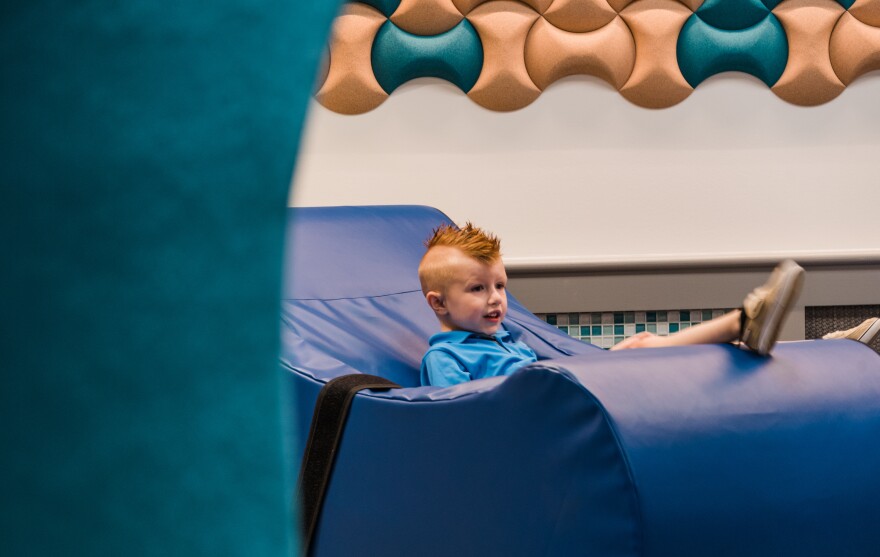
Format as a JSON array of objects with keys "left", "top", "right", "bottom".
[{"left": 290, "top": 74, "right": 880, "bottom": 269}]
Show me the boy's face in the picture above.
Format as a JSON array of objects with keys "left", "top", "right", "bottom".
[{"left": 426, "top": 248, "right": 508, "bottom": 336}]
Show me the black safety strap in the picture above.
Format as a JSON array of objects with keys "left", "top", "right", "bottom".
[{"left": 296, "top": 374, "right": 401, "bottom": 556}]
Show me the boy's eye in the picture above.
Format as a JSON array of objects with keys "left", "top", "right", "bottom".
[
  {"left": 496, "top": 283, "right": 505, "bottom": 290},
  {"left": 471, "top": 285, "right": 484, "bottom": 292}
]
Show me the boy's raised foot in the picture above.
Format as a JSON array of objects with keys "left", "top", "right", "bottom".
[{"left": 739, "top": 259, "right": 805, "bottom": 356}]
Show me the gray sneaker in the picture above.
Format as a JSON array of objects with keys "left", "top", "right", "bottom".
[
  {"left": 740, "top": 259, "right": 805, "bottom": 356},
  {"left": 823, "top": 317, "right": 880, "bottom": 345}
]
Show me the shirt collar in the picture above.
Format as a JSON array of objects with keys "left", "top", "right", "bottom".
[{"left": 428, "top": 329, "right": 512, "bottom": 346}]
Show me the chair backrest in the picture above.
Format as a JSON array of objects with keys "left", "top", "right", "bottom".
[{"left": 279, "top": 205, "right": 597, "bottom": 387}]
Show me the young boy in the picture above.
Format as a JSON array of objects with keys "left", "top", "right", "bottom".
[{"left": 418, "top": 222, "right": 806, "bottom": 388}]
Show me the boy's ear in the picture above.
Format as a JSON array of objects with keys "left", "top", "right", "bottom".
[{"left": 426, "top": 291, "right": 447, "bottom": 315}]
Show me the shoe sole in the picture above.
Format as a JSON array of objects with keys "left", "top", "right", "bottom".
[
  {"left": 754, "top": 262, "right": 805, "bottom": 355},
  {"left": 855, "top": 317, "right": 880, "bottom": 345}
]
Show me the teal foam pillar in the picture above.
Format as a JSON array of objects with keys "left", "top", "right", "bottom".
[{"left": 0, "top": 1, "right": 340, "bottom": 554}]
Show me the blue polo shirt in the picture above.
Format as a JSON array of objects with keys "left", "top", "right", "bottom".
[{"left": 420, "top": 330, "right": 538, "bottom": 387}]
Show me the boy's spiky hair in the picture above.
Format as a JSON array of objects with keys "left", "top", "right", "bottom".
[
  {"left": 424, "top": 222, "right": 501, "bottom": 263},
  {"left": 418, "top": 223, "right": 502, "bottom": 295}
]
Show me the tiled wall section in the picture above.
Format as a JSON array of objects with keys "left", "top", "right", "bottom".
[{"left": 538, "top": 308, "right": 735, "bottom": 349}]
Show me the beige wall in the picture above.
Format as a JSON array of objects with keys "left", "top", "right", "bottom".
[{"left": 291, "top": 75, "right": 880, "bottom": 268}]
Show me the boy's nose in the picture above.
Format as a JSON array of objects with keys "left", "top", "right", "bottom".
[{"left": 488, "top": 289, "right": 502, "bottom": 305}]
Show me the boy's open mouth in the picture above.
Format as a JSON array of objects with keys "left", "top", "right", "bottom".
[{"left": 485, "top": 311, "right": 501, "bottom": 319}]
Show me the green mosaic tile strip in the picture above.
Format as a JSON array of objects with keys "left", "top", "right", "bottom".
[{"left": 537, "top": 308, "right": 735, "bottom": 349}]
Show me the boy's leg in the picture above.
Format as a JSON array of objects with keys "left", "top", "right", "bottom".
[
  {"left": 613, "top": 260, "right": 804, "bottom": 355},
  {"left": 612, "top": 311, "right": 741, "bottom": 350}
]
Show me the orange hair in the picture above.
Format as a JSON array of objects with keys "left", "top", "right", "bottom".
[
  {"left": 418, "top": 223, "right": 502, "bottom": 294},
  {"left": 425, "top": 223, "right": 501, "bottom": 262}
]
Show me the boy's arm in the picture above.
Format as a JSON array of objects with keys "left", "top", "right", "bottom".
[{"left": 421, "top": 350, "right": 472, "bottom": 387}]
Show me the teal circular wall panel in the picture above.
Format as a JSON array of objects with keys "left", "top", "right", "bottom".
[
  {"left": 371, "top": 19, "right": 484, "bottom": 94},
  {"left": 677, "top": 14, "right": 789, "bottom": 88},
  {"left": 696, "top": 0, "right": 777, "bottom": 31},
  {"left": 360, "top": 0, "right": 402, "bottom": 17}
]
